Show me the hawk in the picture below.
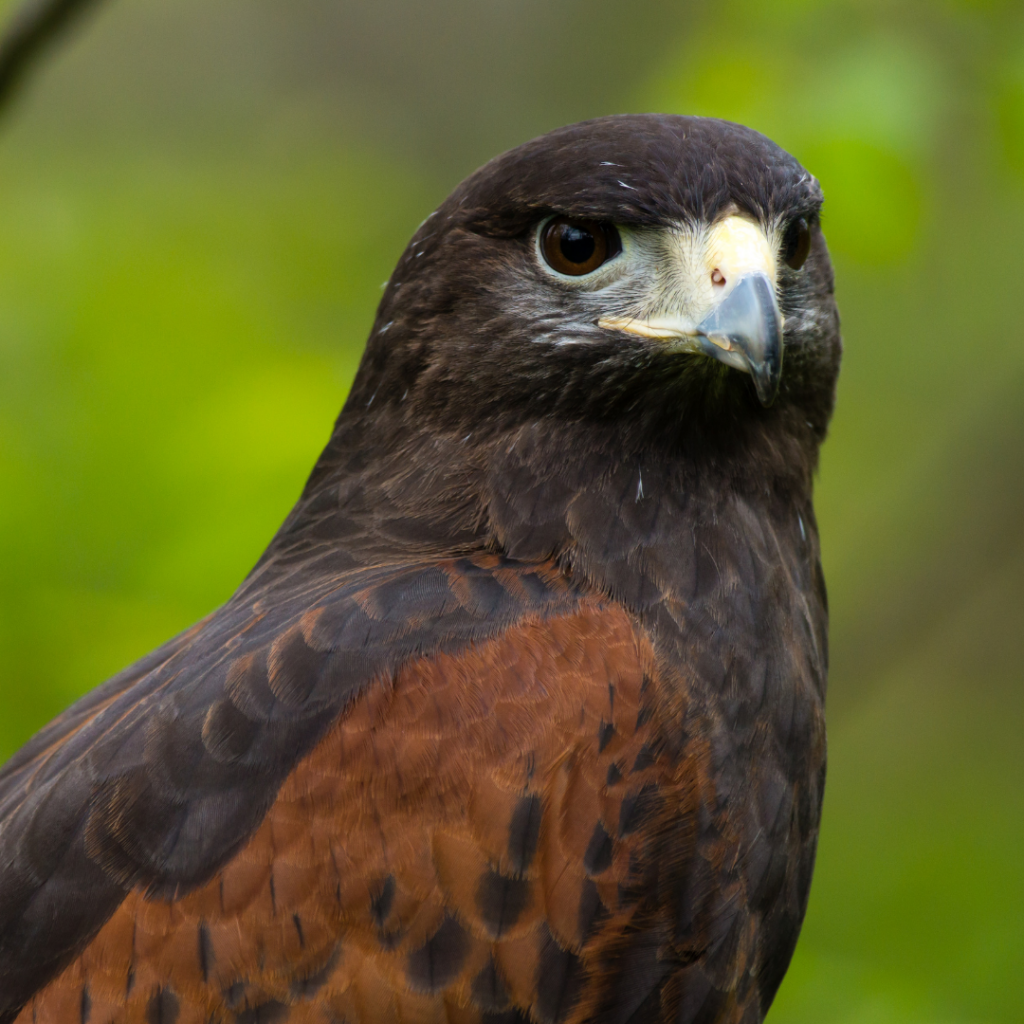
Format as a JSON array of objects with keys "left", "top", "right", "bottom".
[{"left": 0, "top": 114, "right": 840, "bottom": 1024}]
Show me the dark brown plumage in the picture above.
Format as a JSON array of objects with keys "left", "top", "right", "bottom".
[{"left": 0, "top": 114, "right": 840, "bottom": 1024}]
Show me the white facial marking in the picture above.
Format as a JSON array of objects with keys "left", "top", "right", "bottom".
[
  {"left": 648, "top": 215, "right": 777, "bottom": 325},
  {"left": 594, "top": 215, "right": 779, "bottom": 343},
  {"left": 531, "top": 213, "right": 782, "bottom": 355}
]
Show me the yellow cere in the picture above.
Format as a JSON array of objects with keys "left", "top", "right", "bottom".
[{"left": 705, "top": 215, "right": 777, "bottom": 288}]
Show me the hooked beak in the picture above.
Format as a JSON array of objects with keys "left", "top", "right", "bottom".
[
  {"left": 599, "top": 271, "right": 784, "bottom": 406},
  {"left": 695, "top": 272, "right": 783, "bottom": 406}
]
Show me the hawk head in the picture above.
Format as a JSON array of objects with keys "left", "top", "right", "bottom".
[
  {"left": 346, "top": 115, "right": 840, "bottom": 455},
  {"left": 278, "top": 115, "right": 841, "bottom": 566}
]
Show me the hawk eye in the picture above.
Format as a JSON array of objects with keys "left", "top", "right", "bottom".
[
  {"left": 782, "top": 217, "right": 811, "bottom": 270},
  {"left": 541, "top": 217, "right": 621, "bottom": 276}
]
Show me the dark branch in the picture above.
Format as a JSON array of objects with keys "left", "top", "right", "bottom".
[{"left": 0, "top": 0, "right": 106, "bottom": 113}]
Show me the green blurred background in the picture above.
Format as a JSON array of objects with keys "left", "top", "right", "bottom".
[{"left": 0, "top": 0, "right": 1022, "bottom": 1019}]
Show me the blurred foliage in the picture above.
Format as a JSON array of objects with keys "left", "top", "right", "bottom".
[
  {"left": 1, "top": 0, "right": 1023, "bottom": 1021},
  {"left": 0, "top": 138, "right": 429, "bottom": 739}
]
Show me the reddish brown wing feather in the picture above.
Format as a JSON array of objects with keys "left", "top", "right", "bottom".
[
  {"left": 18, "top": 602, "right": 752, "bottom": 1024},
  {"left": 0, "top": 557, "right": 583, "bottom": 1022}
]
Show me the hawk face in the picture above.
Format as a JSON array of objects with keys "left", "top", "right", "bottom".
[
  {"left": 534, "top": 209, "right": 797, "bottom": 404},
  {"left": 356, "top": 114, "right": 839, "bottom": 451}
]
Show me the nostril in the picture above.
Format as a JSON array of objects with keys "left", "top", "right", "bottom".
[{"left": 711, "top": 268, "right": 726, "bottom": 287}]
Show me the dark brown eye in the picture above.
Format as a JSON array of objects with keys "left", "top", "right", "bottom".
[
  {"left": 541, "top": 217, "right": 621, "bottom": 276},
  {"left": 782, "top": 217, "right": 811, "bottom": 270}
]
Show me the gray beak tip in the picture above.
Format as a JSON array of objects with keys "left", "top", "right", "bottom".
[
  {"left": 750, "top": 360, "right": 782, "bottom": 407},
  {"left": 697, "top": 272, "right": 783, "bottom": 407}
]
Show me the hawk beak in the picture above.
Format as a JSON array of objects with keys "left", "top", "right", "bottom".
[
  {"left": 696, "top": 272, "right": 783, "bottom": 406},
  {"left": 599, "top": 271, "right": 784, "bottom": 407}
]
